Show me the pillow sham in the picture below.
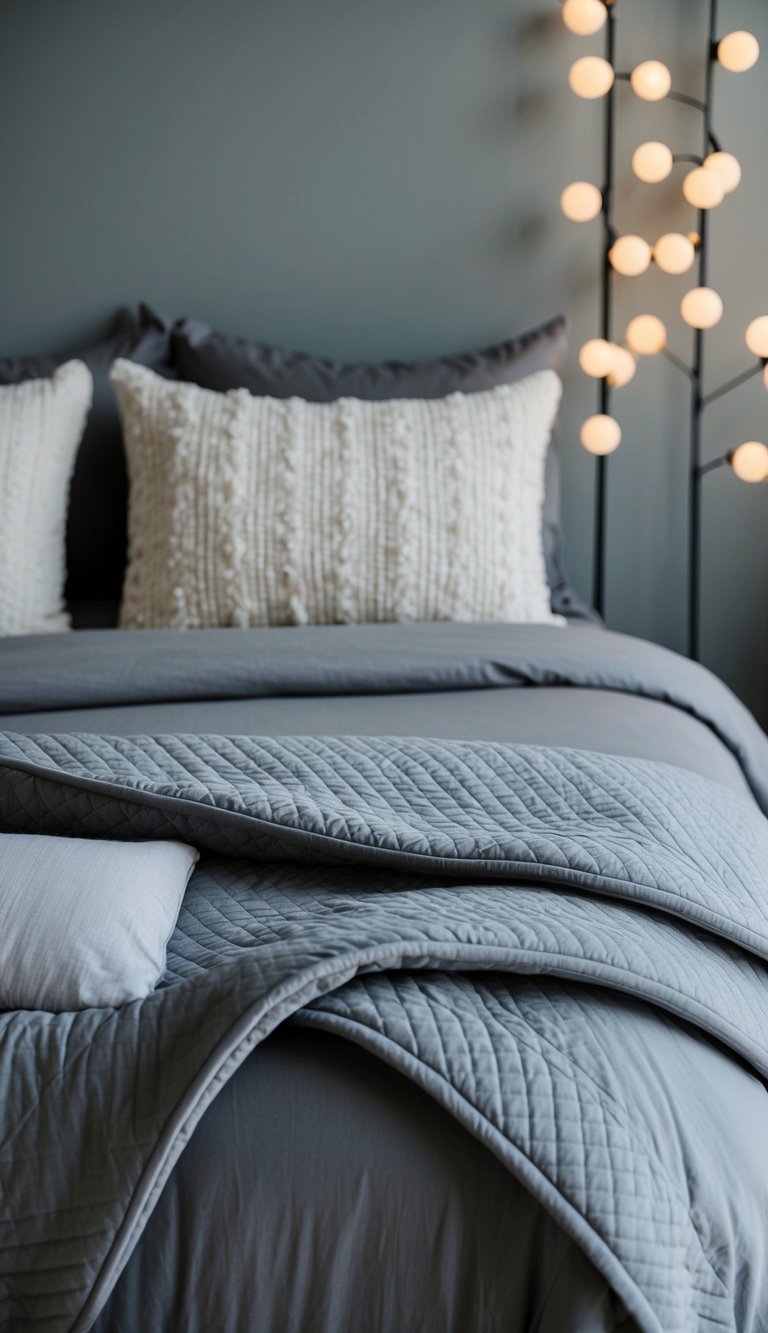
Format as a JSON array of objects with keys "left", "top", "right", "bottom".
[
  {"left": 0, "top": 833, "right": 199, "bottom": 1011},
  {"left": 112, "top": 359, "right": 564, "bottom": 630},
  {"left": 171, "top": 313, "right": 596, "bottom": 623},
  {"left": 0, "top": 303, "right": 175, "bottom": 622},
  {"left": 0, "top": 361, "right": 93, "bottom": 635}
]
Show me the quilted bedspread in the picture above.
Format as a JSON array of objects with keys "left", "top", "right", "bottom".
[{"left": 3, "top": 730, "right": 768, "bottom": 1332}]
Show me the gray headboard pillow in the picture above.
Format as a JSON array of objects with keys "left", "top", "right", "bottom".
[
  {"left": 172, "top": 314, "right": 597, "bottom": 623},
  {"left": 0, "top": 304, "right": 174, "bottom": 625}
]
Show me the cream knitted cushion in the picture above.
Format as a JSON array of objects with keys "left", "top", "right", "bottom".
[
  {"left": 0, "top": 361, "right": 92, "bottom": 635},
  {"left": 111, "top": 359, "right": 564, "bottom": 630}
]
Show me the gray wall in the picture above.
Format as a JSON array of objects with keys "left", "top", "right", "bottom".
[{"left": 1, "top": 0, "right": 766, "bottom": 721}]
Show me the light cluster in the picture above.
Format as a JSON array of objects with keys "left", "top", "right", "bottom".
[{"left": 560, "top": 0, "right": 767, "bottom": 482}]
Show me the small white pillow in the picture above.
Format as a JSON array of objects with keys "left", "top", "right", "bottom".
[
  {"left": 0, "top": 360, "right": 93, "bottom": 636},
  {"left": 0, "top": 834, "right": 198, "bottom": 1011},
  {"left": 111, "top": 360, "right": 564, "bottom": 630}
]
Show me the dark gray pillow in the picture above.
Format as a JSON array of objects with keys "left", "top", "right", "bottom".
[
  {"left": 172, "top": 315, "right": 596, "bottom": 622},
  {"left": 0, "top": 305, "right": 174, "bottom": 621}
]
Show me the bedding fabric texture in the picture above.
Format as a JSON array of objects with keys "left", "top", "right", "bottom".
[
  {"left": 112, "top": 360, "right": 564, "bottom": 630},
  {"left": 2, "top": 625, "right": 768, "bottom": 1332},
  {"left": 171, "top": 311, "right": 596, "bottom": 623},
  {"left": 0, "top": 361, "right": 92, "bottom": 636},
  {"left": 0, "top": 304, "right": 174, "bottom": 619},
  {"left": 0, "top": 833, "right": 198, "bottom": 1010}
]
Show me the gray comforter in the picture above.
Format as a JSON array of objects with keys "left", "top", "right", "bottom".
[{"left": 2, "top": 707, "right": 768, "bottom": 1330}]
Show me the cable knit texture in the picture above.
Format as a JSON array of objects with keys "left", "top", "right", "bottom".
[
  {"left": 112, "top": 360, "right": 563, "bottom": 630},
  {"left": 0, "top": 361, "right": 92, "bottom": 635}
]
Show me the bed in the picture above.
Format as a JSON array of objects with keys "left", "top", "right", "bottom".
[
  {"left": 2, "top": 621, "right": 768, "bottom": 1333},
  {"left": 2, "top": 309, "right": 768, "bottom": 1332}
]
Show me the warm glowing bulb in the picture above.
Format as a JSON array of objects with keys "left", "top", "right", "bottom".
[
  {"left": 717, "top": 31, "right": 760, "bottom": 73},
  {"left": 606, "top": 345, "right": 637, "bottom": 388},
  {"left": 609, "top": 235, "right": 652, "bottom": 277},
  {"left": 653, "top": 232, "right": 696, "bottom": 275},
  {"left": 682, "top": 166, "right": 724, "bottom": 210},
  {"left": 745, "top": 316, "right": 768, "bottom": 359},
  {"left": 569, "top": 55, "right": 615, "bottom": 99},
  {"left": 631, "top": 141, "right": 674, "bottom": 183},
  {"left": 579, "top": 338, "right": 615, "bottom": 378},
  {"left": 630, "top": 60, "right": 671, "bottom": 101},
  {"left": 680, "top": 287, "right": 723, "bottom": 330},
  {"left": 561, "top": 0, "right": 607, "bottom": 36},
  {"left": 580, "top": 414, "right": 622, "bottom": 456},
  {"left": 560, "top": 181, "right": 602, "bottom": 221},
  {"left": 626, "top": 314, "right": 667, "bottom": 356},
  {"left": 704, "top": 151, "right": 742, "bottom": 194},
  {"left": 731, "top": 441, "right": 768, "bottom": 483}
]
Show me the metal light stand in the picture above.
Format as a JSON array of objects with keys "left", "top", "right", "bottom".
[
  {"left": 583, "top": 0, "right": 766, "bottom": 654},
  {"left": 592, "top": 0, "right": 616, "bottom": 617}
]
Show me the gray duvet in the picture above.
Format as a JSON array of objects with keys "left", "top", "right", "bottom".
[{"left": 2, "top": 624, "right": 768, "bottom": 1333}]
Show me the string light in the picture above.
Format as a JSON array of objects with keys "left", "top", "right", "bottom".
[
  {"left": 609, "top": 235, "right": 652, "bottom": 276},
  {"left": 631, "top": 141, "right": 673, "bottom": 183},
  {"left": 653, "top": 233, "right": 696, "bottom": 275},
  {"left": 625, "top": 315, "right": 667, "bottom": 356},
  {"left": 717, "top": 31, "right": 760, "bottom": 73},
  {"left": 569, "top": 55, "right": 615, "bottom": 99},
  {"left": 630, "top": 61, "right": 671, "bottom": 101},
  {"left": 704, "top": 151, "right": 742, "bottom": 195},
  {"left": 606, "top": 346, "right": 637, "bottom": 388},
  {"left": 682, "top": 166, "right": 724, "bottom": 209},
  {"left": 580, "top": 414, "right": 622, "bottom": 456},
  {"left": 745, "top": 317, "right": 768, "bottom": 359},
  {"left": 561, "top": 0, "right": 607, "bottom": 37},
  {"left": 730, "top": 441, "right": 768, "bottom": 483},
  {"left": 681, "top": 287, "right": 724, "bottom": 330},
  {"left": 579, "top": 339, "right": 616, "bottom": 378},
  {"left": 560, "top": 181, "right": 602, "bottom": 221}
]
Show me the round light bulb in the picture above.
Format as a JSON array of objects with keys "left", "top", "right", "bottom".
[
  {"left": 653, "top": 232, "right": 696, "bottom": 275},
  {"left": 745, "top": 316, "right": 768, "bottom": 359},
  {"left": 609, "top": 235, "right": 652, "bottom": 277},
  {"left": 704, "top": 151, "right": 742, "bottom": 195},
  {"left": 569, "top": 55, "right": 615, "bottom": 99},
  {"left": 580, "top": 414, "right": 622, "bottom": 456},
  {"left": 682, "top": 165, "right": 724, "bottom": 210},
  {"left": 631, "top": 141, "right": 674, "bottom": 183},
  {"left": 680, "top": 287, "right": 723, "bottom": 330},
  {"left": 579, "top": 338, "right": 616, "bottom": 378},
  {"left": 560, "top": 181, "right": 602, "bottom": 222},
  {"left": 717, "top": 31, "right": 760, "bottom": 73},
  {"left": 606, "top": 345, "right": 637, "bottom": 388},
  {"left": 626, "top": 314, "right": 667, "bottom": 356},
  {"left": 561, "top": 0, "right": 607, "bottom": 36},
  {"left": 630, "top": 60, "right": 671, "bottom": 101},
  {"left": 731, "top": 441, "right": 768, "bottom": 483}
]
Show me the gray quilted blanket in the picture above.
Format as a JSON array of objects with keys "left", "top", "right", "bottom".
[{"left": 3, "top": 731, "right": 768, "bottom": 1332}]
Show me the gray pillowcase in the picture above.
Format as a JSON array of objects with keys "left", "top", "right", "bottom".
[
  {"left": 171, "top": 314, "right": 597, "bottom": 623},
  {"left": 0, "top": 304, "right": 174, "bottom": 621},
  {"left": 0, "top": 834, "right": 198, "bottom": 1011}
]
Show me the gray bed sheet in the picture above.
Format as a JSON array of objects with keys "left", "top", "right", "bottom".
[
  {"left": 95, "top": 1028, "right": 628, "bottom": 1333},
  {"left": 1, "top": 687, "right": 749, "bottom": 799},
  {"left": 2, "top": 621, "right": 762, "bottom": 1333}
]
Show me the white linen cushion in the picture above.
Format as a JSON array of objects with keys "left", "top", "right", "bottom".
[
  {"left": 0, "top": 833, "right": 199, "bottom": 1011},
  {"left": 0, "top": 360, "right": 93, "bottom": 635},
  {"left": 111, "top": 359, "right": 564, "bottom": 630}
]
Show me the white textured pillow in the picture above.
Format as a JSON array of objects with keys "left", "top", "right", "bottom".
[
  {"left": 0, "top": 361, "right": 92, "bottom": 635},
  {"left": 0, "top": 834, "right": 199, "bottom": 1011},
  {"left": 112, "top": 359, "right": 564, "bottom": 630}
]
